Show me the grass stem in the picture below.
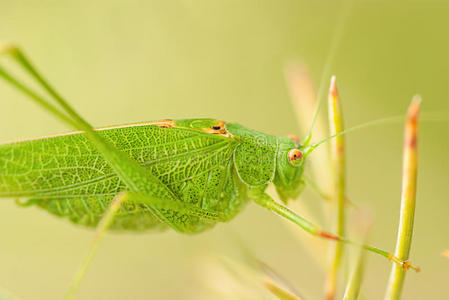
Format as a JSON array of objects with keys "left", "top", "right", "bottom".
[
  {"left": 384, "top": 96, "right": 421, "bottom": 300},
  {"left": 66, "top": 192, "right": 130, "bottom": 300},
  {"left": 342, "top": 246, "right": 365, "bottom": 300},
  {"left": 325, "top": 76, "right": 346, "bottom": 300}
]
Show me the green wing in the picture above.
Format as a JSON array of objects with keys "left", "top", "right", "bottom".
[{"left": 0, "top": 122, "right": 240, "bottom": 232}]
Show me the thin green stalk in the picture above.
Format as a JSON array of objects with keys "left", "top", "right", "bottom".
[
  {"left": 342, "top": 247, "right": 365, "bottom": 300},
  {"left": 325, "top": 76, "right": 346, "bottom": 300},
  {"left": 342, "top": 214, "right": 372, "bottom": 300},
  {"left": 384, "top": 96, "right": 422, "bottom": 300},
  {"left": 66, "top": 192, "right": 130, "bottom": 300}
]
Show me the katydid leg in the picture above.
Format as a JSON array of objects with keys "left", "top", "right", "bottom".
[
  {"left": 0, "top": 46, "right": 230, "bottom": 297},
  {"left": 253, "top": 192, "right": 419, "bottom": 272},
  {"left": 0, "top": 50, "right": 226, "bottom": 225},
  {"left": 0, "top": 46, "right": 193, "bottom": 227}
]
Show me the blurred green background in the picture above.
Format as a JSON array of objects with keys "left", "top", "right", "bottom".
[{"left": 0, "top": 0, "right": 448, "bottom": 299}]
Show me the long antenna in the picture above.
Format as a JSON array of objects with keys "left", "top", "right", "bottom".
[
  {"left": 303, "top": 114, "right": 409, "bottom": 156},
  {"left": 303, "top": 107, "right": 449, "bottom": 156},
  {"left": 303, "top": 108, "right": 449, "bottom": 156},
  {"left": 303, "top": 0, "right": 353, "bottom": 146}
]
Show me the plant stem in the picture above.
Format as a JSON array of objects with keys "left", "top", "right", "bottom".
[
  {"left": 66, "top": 192, "right": 130, "bottom": 300},
  {"left": 325, "top": 76, "right": 346, "bottom": 300},
  {"left": 262, "top": 278, "right": 303, "bottom": 300},
  {"left": 384, "top": 96, "right": 421, "bottom": 300},
  {"left": 343, "top": 213, "right": 375, "bottom": 300},
  {"left": 342, "top": 247, "right": 365, "bottom": 300}
]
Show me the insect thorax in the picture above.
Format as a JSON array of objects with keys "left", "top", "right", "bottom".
[{"left": 225, "top": 123, "right": 278, "bottom": 187}]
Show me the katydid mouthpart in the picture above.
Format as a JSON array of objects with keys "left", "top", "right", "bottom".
[{"left": 0, "top": 46, "right": 419, "bottom": 297}]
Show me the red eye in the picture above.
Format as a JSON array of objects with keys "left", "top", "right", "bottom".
[{"left": 288, "top": 149, "right": 303, "bottom": 166}]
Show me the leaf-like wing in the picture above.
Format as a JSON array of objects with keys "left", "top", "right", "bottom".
[{"left": 0, "top": 124, "right": 239, "bottom": 231}]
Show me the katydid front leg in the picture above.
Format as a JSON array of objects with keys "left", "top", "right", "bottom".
[{"left": 252, "top": 191, "right": 420, "bottom": 272}]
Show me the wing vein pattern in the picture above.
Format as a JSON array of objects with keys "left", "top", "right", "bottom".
[{"left": 0, "top": 125, "right": 245, "bottom": 232}]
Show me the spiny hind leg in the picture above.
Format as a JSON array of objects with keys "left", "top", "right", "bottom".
[
  {"left": 253, "top": 191, "right": 419, "bottom": 272},
  {"left": 0, "top": 45, "right": 227, "bottom": 229},
  {"left": 0, "top": 45, "right": 56, "bottom": 89},
  {"left": 0, "top": 44, "right": 83, "bottom": 129}
]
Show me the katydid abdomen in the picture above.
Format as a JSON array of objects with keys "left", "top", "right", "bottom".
[{"left": 0, "top": 121, "right": 249, "bottom": 233}]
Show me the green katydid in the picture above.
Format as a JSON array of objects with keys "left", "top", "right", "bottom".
[{"left": 0, "top": 46, "right": 419, "bottom": 297}]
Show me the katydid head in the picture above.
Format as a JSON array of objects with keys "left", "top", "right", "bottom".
[
  {"left": 273, "top": 136, "right": 307, "bottom": 203},
  {"left": 275, "top": 104, "right": 413, "bottom": 203}
]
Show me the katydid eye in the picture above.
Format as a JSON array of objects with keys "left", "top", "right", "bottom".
[{"left": 288, "top": 149, "right": 303, "bottom": 166}]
